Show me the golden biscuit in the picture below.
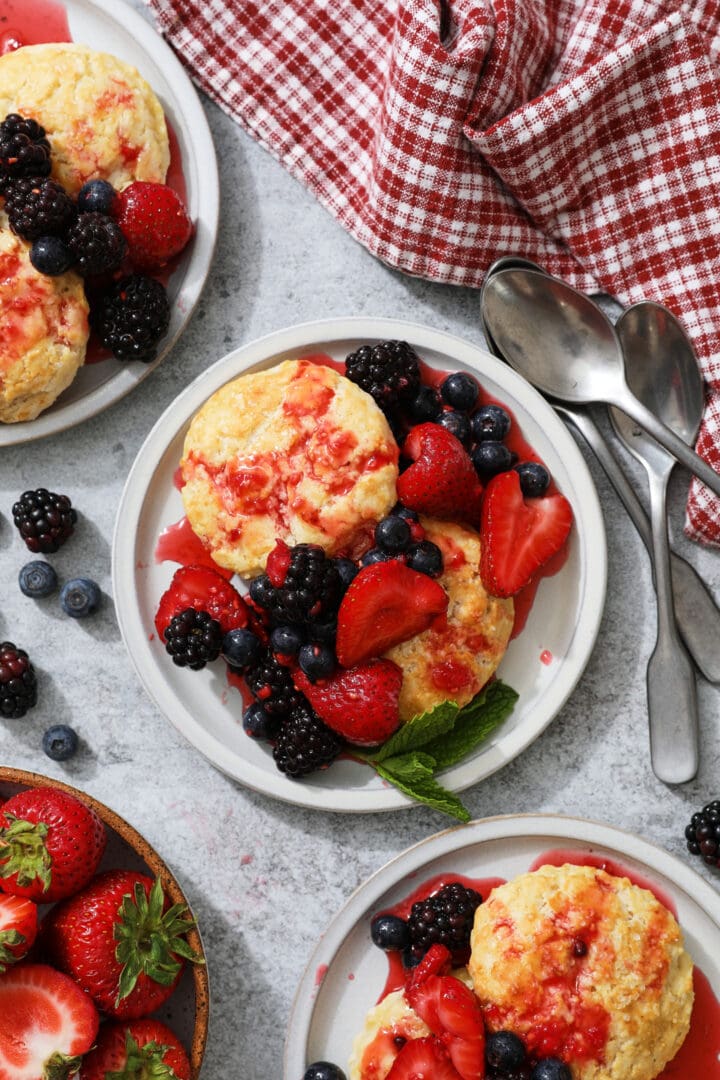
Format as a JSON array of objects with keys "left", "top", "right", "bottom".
[
  {"left": 383, "top": 518, "right": 514, "bottom": 720},
  {"left": 469, "top": 863, "right": 693, "bottom": 1080},
  {"left": 348, "top": 989, "right": 430, "bottom": 1080},
  {"left": 0, "top": 213, "right": 89, "bottom": 422},
  {"left": 181, "top": 359, "right": 399, "bottom": 577},
  {"left": 0, "top": 44, "right": 169, "bottom": 195}
]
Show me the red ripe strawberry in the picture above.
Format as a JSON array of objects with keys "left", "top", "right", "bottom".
[
  {"left": 78, "top": 1018, "right": 191, "bottom": 1080},
  {"left": 480, "top": 470, "right": 573, "bottom": 598},
  {"left": 406, "top": 943, "right": 453, "bottom": 989},
  {"left": 397, "top": 423, "right": 483, "bottom": 523},
  {"left": 0, "top": 963, "right": 99, "bottom": 1080},
  {"left": 406, "top": 974, "right": 486, "bottom": 1080},
  {"left": 42, "top": 870, "right": 203, "bottom": 1020},
  {"left": 265, "top": 538, "right": 292, "bottom": 586},
  {"left": 386, "top": 1036, "right": 462, "bottom": 1079},
  {"left": 294, "top": 659, "right": 403, "bottom": 745},
  {"left": 335, "top": 561, "right": 448, "bottom": 668},
  {"left": 0, "top": 788, "right": 106, "bottom": 903},
  {"left": 0, "top": 893, "right": 38, "bottom": 971},
  {"left": 113, "top": 181, "right": 193, "bottom": 271},
  {"left": 154, "top": 564, "right": 249, "bottom": 640}
]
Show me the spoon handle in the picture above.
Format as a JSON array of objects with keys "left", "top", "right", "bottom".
[{"left": 616, "top": 395, "right": 720, "bottom": 498}]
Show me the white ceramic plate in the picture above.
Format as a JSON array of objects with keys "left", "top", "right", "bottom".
[
  {"left": 0, "top": 0, "right": 219, "bottom": 445},
  {"left": 284, "top": 814, "right": 720, "bottom": 1076},
  {"left": 112, "top": 317, "right": 607, "bottom": 812}
]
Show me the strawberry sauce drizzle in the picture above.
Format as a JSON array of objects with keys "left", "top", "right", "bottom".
[
  {"left": 154, "top": 515, "right": 234, "bottom": 579},
  {"left": 0, "top": 0, "right": 70, "bottom": 51}
]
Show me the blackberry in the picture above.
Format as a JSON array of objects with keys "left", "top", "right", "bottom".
[
  {"left": 164, "top": 608, "right": 222, "bottom": 670},
  {"left": 3, "top": 177, "right": 76, "bottom": 241},
  {"left": 273, "top": 701, "right": 342, "bottom": 778},
  {"left": 66, "top": 211, "right": 127, "bottom": 276},
  {"left": 685, "top": 799, "right": 720, "bottom": 868},
  {"left": 90, "top": 274, "right": 170, "bottom": 363},
  {"left": 345, "top": 340, "right": 421, "bottom": 412},
  {"left": 0, "top": 113, "right": 51, "bottom": 189},
  {"left": 0, "top": 642, "right": 37, "bottom": 719},
  {"left": 245, "top": 649, "right": 304, "bottom": 716},
  {"left": 12, "top": 488, "right": 77, "bottom": 554},
  {"left": 252, "top": 544, "right": 342, "bottom": 628},
  {"left": 406, "top": 881, "right": 482, "bottom": 964}
]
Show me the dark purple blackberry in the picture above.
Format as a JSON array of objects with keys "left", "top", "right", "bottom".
[
  {"left": 345, "top": 340, "right": 421, "bottom": 412},
  {"left": 685, "top": 799, "right": 720, "bottom": 868},
  {"left": 90, "top": 274, "right": 170, "bottom": 363},
  {"left": 273, "top": 701, "right": 343, "bottom": 777},
  {"left": 0, "top": 113, "right": 51, "bottom": 189},
  {"left": 0, "top": 642, "right": 37, "bottom": 719},
  {"left": 245, "top": 649, "right": 304, "bottom": 716},
  {"left": 3, "top": 177, "right": 76, "bottom": 241},
  {"left": 164, "top": 608, "right": 222, "bottom": 670},
  {"left": 65, "top": 211, "right": 127, "bottom": 276},
  {"left": 406, "top": 881, "right": 482, "bottom": 964},
  {"left": 12, "top": 488, "right": 77, "bottom": 554},
  {"left": 253, "top": 544, "right": 342, "bottom": 628}
]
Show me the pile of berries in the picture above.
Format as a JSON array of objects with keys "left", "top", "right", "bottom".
[
  {"left": 685, "top": 799, "right": 720, "bottom": 869},
  {"left": 371, "top": 881, "right": 483, "bottom": 967}
]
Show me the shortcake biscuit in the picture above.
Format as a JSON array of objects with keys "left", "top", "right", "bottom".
[
  {"left": 469, "top": 863, "right": 693, "bottom": 1080},
  {"left": 348, "top": 989, "right": 430, "bottom": 1080},
  {"left": 383, "top": 517, "right": 514, "bottom": 720},
  {"left": 181, "top": 359, "right": 399, "bottom": 577},
  {"left": 0, "top": 43, "right": 169, "bottom": 195}
]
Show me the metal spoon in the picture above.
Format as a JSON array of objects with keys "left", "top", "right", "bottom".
[
  {"left": 609, "top": 303, "right": 701, "bottom": 783},
  {"left": 482, "top": 268, "right": 720, "bottom": 497}
]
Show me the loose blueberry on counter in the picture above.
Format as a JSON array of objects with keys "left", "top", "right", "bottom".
[
  {"left": 59, "top": 578, "right": 100, "bottom": 618},
  {"left": 515, "top": 461, "right": 550, "bottom": 498},
  {"left": 486, "top": 1030, "right": 527, "bottom": 1071},
  {"left": 222, "top": 628, "right": 263, "bottom": 670},
  {"left": 472, "top": 440, "right": 513, "bottom": 478},
  {"left": 18, "top": 560, "right": 58, "bottom": 598},
  {"left": 77, "top": 178, "right": 116, "bottom": 214},
  {"left": 375, "top": 514, "right": 411, "bottom": 554},
  {"left": 371, "top": 913, "right": 410, "bottom": 951},
  {"left": 298, "top": 642, "right": 335, "bottom": 681},
  {"left": 30, "top": 235, "right": 73, "bottom": 276},
  {"left": 408, "top": 384, "right": 442, "bottom": 422},
  {"left": 532, "top": 1058, "right": 572, "bottom": 1080},
  {"left": 441, "top": 371, "right": 479, "bottom": 411},
  {"left": 242, "top": 702, "right": 276, "bottom": 740},
  {"left": 42, "top": 724, "right": 79, "bottom": 761},
  {"left": 406, "top": 540, "right": 443, "bottom": 577},
  {"left": 304, "top": 1064, "right": 347, "bottom": 1080},
  {"left": 438, "top": 409, "right": 471, "bottom": 444},
  {"left": 471, "top": 403, "right": 511, "bottom": 442}
]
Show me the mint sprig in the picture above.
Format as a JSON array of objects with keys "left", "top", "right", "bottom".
[{"left": 360, "top": 680, "right": 518, "bottom": 821}]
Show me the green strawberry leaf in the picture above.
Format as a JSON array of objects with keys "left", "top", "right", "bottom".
[
  {"left": 375, "top": 760, "right": 471, "bottom": 823},
  {"left": 424, "top": 681, "right": 519, "bottom": 770}
]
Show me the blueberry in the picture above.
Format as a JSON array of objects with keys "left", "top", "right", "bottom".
[
  {"left": 298, "top": 642, "right": 335, "bottom": 681},
  {"left": 222, "top": 628, "right": 263, "bottom": 669},
  {"left": 270, "top": 625, "right": 304, "bottom": 657},
  {"left": 18, "top": 561, "right": 58, "bottom": 598},
  {"left": 437, "top": 410, "right": 471, "bottom": 444},
  {"left": 370, "top": 913, "right": 409, "bottom": 951},
  {"left": 334, "top": 557, "right": 359, "bottom": 590},
  {"left": 472, "top": 440, "right": 513, "bottom": 478},
  {"left": 471, "top": 403, "right": 511, "bottom": 443},
  {"left": 440, "top": 372, "right": 479, "bottom": 411},
  {"left": 242, "top": 702, "right": 276, "bottom": 740},
  {"left": 408, "top": 384, "right": 442, "bottom": 422},
  {"left": 311, "top": 618, "right": 338, "bottom": 644},
  {"left": 42, "top": 724, "right": 79, "bottom": 761},
  {"left": 406, "top": 540, "right": 443, "bottom": 577},
  {"left": 77, "top": 178, "right": 116, "bottom": 214},
  {"left": 515, "top": 461, "right": 550, "bottom": 498},
  {"left": 30, "top": 235, "right": 73, "bottom": 276},
  {"left": 391, "top": 503, "right": 418, "bottom": 522},
  {"left": 360, "top": 548, "right": 393, "bottom": 566},
  {"left": 531, "top": 1059, "right": 572, "bottom": 1080},
  {"left": 402, "top": 942, "right": 423, "bottom": 968},
  {"left": 486, "top": 1030, "right": 526, "bottom": 1071},
  {"left": 375, "top": 515, "right": 411, "bottom": 554},
  {"left": 59, "top": 578, "right": 100, "bottom": 618},
  {"left": 303, "top": 1064, "right": 347, "bottom": 1080}
]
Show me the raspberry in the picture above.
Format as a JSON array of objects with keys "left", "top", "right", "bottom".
[
  {"left": 345, "top": 340, "right": 421, "bottom": 412},
  {"left": 90, "top": 275, "right": 170, "bottom": 363},
  {"left": 164, "top": 608, "right": 223, "bottom": 670},
  {"left": 406, "top": 882, "right": 483, "bottom": 965},
  {"left": 3, "top": 177, "right": 76, "bottom": 241},
  {"left": 685, "top": 799, "right": 720, "bottom": 869},
  {"left": 0, "top": 113, "right": 51, "bottom": 189},
  {"left": 0, "top": 643, "right": 38, "bottom": 719},
  {"left": 249, "top": 543, "right": 342, "bottom": 628},
  {"left": 12, "top": 488, "right": 77, "bottom": 554},
  {"left": 245, "top": 650, "right": 304, "bottom": 716},
  {"left": 66, "top": 211, "right": 127, "bottom": 276},
  {"left": 273, "top": 702, "right": 343, "bottom": 777}
]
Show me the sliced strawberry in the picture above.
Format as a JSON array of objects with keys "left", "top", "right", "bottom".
[
  {"left": 265, "top": 539, "right": 292, "bottom": 586},
  {"left": 386, "top": 1036, "right": 463, "bottom": 1079},
  {"left": 0, "top": 963, "right": 99, "bottom": 1080},
  {"left": 397, "top": 423, "right": 483, "bottom": 523},
  {"left": 78, "top": 1018, "right": 191, "bottom": 1080},
  {"left": 406, "top": 975, "right": 485, "bottom": 1080},
  {"left": 0, "top": 893, "right": 37, "bottom": 971},
  {"left": 294, "top": 659, "right": 403, "bottom": 745},
  {"left": 335, "top": 561, "right": 448, "bottom": 668},
  {"left": 480, "top": 470, "right": 573, "bottom": 598},
  {"left": 112, "top": 181, "right": 193, "bottom": 271},
  {"left": 406, "top": 943, "right": 453, "bottom": 990},
  {"left": 154, "top": 564, "right": 249, "bottom": 640}
]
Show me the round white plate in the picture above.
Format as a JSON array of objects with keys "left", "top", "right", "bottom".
[
  {"left": 112, "top": 317, "right": 607, "bottom": 812},
  {"left": 284, "top": 814, "right": 720, "bottom": 1076},
  {"left": 0, "top": 0, "right": 219, "bottom": 445}
]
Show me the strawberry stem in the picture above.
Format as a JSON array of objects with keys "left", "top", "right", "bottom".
[
  {"left": 42, "top": 1051, "right": 83, "bottom": 1080},
  {"left": 0, "top": 814, "right": 51, "bottom": 892},
  {"left": 106, "top": 1032, "right": 180, "bottom": 1080}
]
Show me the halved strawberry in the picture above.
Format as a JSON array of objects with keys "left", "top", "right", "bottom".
[
  {"left": 0, "top": 893, "right": 37, "bottom": 971},
  {"left": 386, "top": 1036, "right": 462, "bottom": 1079},
  {"left": 78, "top": 1018, "right": 191, "bottom": 1080},
  {"left": 480, "top": 470, "right": 573, "bottom": 598},
  {"left": 406, "top": 943, "right": 453, "bottom": 989},
  {"left": 294, "top": 659, "right": 403, "bottom": 745},
  {"left": 335, "top": 561, "right": 448, "bottom": 668},
  {"left": 0, "top": 963, "right": 99, "bottom": 1080},
  {"left": 397, "top": 424, "right": 483, "bottom": 523},
  {"left": 406, "top": 974, "right": 486, "bottom": 1080},
  {"left": 112, "top": 181, "right": 193, "bottom": 271},
  {"left": 154, "top": 564, "right": 249, "bottom": 640}
]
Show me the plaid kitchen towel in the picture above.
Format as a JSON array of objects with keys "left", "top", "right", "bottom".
[{"left": 147, "top": 0, "right": 720, "bottom": 544}]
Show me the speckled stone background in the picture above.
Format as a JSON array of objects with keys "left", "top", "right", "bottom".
[{"left": 1, "top": 3, "right": 719, "bottom": 1077}]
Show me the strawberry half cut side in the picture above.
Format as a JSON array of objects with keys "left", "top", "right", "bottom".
[
  {"left": 397, "top": 423, "right": 483, "bottom": 524},
  {"left": 0, "top": 893, "right": 37, "bottom": 971},
  {"left": 294, "top": 659, "right": 403, "bottom": 745},
  {"left": 386, "top": 1035, "right": 463, "bottom": 1079},
  {"left": 406, "top": 973, "right": 486, "bottom": 1080}
]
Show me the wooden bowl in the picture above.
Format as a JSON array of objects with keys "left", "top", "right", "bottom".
[{"left": 0, "top": 767, "right": 209, "bottom": 1078}]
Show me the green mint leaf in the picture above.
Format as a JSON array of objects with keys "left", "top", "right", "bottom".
[
  {"left": 424, "top": 680, "right": 519, "bottom": 770},
  {"left": 377, "top": 751, "right": 436, "bottom": 782},
  {"left": 364, "top": 699, "right": 460, "bottom": 764},
  {"left": 375, "top": 761, "right": 470, "bottom": 823}
]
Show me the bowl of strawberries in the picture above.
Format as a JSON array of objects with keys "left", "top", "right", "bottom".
[{"left": 0, "top": 767, "right": 209, "bottom": 1080}]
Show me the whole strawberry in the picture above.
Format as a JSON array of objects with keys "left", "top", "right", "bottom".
[
  {"left": 79, "top": 1018, "right": 191, "bottom": 1080},
  {"left": 113, "top": 181, "right": 193, "bottom": 271},
  {"left": 0, "top": 787, "right": 106, "bottom": 903},
  {"left": 43, "top": 870, "right": 203, "bottom": 1019}
]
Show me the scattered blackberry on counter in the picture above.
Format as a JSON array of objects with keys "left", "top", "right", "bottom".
[
  {"left": 486, "top": 1031, "right": 527, "bottom": 1073},
  {"left": 245, "top": 650, "right": 304, "bottom": 716},
  {"left": 0, "top": 642, "right": 37, "bottom": 719},
  {"left": 273, "top": 701, "right": 343, "bottom": 778},
  {"left": 90, "top": 274, "right": 170, "bottom": 363},
  {"left": 12, "top": 488, "right": 77, "bottom": 554},
  {"left": 685, "top": 799, "right": 720, "bottom": 868},
  {"left": 164, "top": 608, "right": 222, "bottom": 669},
  {"left": 471, "top": 403, "right": 511, "bottom": 443},
  {"left": 42, "top": 724, "right": 79, "bottom": 761},
  {"left": 252, "top": 544, "right": 342, "bottom": 628},
  {"left": 0, "top": 113, "right": 51, "bottom": 188},
  {"left": 242, "top": 702, "right": 278, "bottom": 741},
  {"left": 440, "top": 371, "right": 479, "bottom": 411},
  {"left": 370, "top": 913, "right": 409, "bottom": 951},
  {"left": 60, "top": 578, "right": 101, "bottom": 619},
  {"left": 221, "top": 627, "right": 263, "bottom": 670},
  {"left": 3, "top": 176, "right": 76, "bottom": 241},
  {"left": 303, "top": 1064, "right": 347, "bottom": 1080},
  {"left": 345, "top": 340, "right": 421, "bottom": 412},
  {"left": 405, "top": 881, "right": 483, "bottom": 965},
  {"left": 18, "top": 560, "right": 58, "bottom": 598},
  {"left": 65, "top": 211, "right": 127, "bottom": 276},
  {"left": 406, "top": 539, "right": 443, "bottom": 577},
  {"left": 29, "top": 235, "right": 73, "bottom": 276},
  {"left": 77, "top": 178, "right": 116, "bottom": 214},
  {"left": 515, "top": 461, "right": 550, "bottom": 498}
]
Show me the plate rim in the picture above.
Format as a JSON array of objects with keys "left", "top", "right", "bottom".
[{"left": 112, "top": 315, "right": 608, "bottom": 812}]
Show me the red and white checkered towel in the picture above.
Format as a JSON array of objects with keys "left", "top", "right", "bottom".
[{"left": 147, "top": 0, "right": 720, "bottom": 545}]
